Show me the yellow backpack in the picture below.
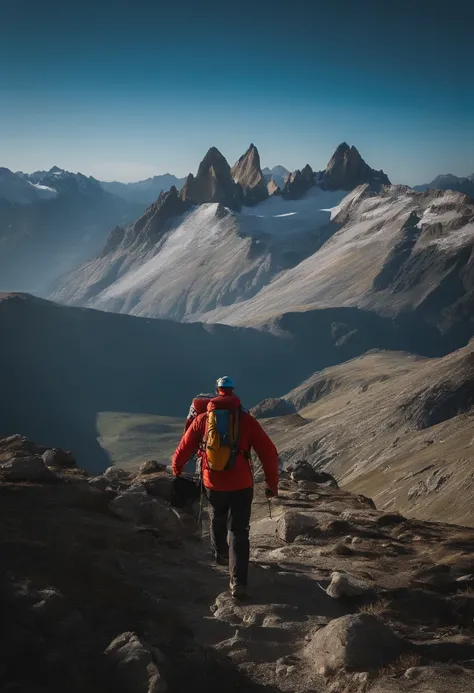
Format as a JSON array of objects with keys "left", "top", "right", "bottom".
[{"left": 205, "top": 408, "right": 241, "bottom": 471}]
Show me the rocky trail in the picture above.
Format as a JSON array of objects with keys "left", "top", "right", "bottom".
[{"left": 2, "top": 437, "right": 474, "bottom": 693}]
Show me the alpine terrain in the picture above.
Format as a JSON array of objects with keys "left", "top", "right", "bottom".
[
  {"left": 4, "top": 134, "right": 474, "bottom": 693},
  {"left": 0, "top": 167, "right": 144, "bottom": 294},
  {"left": 50, "top": 142, "right": 394, "bottom": 320}
]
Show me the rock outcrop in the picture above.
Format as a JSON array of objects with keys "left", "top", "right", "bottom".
[
  {"left": 282, "top": 164, "right": 315, "bottom": 199},
  {"left": 104, "top": 632, "right": 167, "bottom": 693},
  {"left": 179, "top": 147, "right": 242, "bottom": 211},
  {"left": 319, "top": 142, "right": 391, "bottom": 191},
  {"left": 267, "top": 178, "right": 281, "bottom": 196},
  {"left": 0, "top": 455, "right": 58, "bottom": 482},
  {"left": 230, "top": 143, "right": 269, "bottom": 206},
  {"left": 250, "top": 397, "right": 296, "bottom": 419}
]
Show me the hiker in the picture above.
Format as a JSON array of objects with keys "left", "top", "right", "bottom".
[{"left": 172, "top": 376, "right": 279, "bottom": 599}]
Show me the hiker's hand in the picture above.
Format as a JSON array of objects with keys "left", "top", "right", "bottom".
[
  {"left": 171, "top": 464, "right": 181, "bottom": 477},
  {"left": 265, "top": 486, "right": 278, "bottom": 499}
]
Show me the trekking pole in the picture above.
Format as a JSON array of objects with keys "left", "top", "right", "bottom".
[{"left": 265, "top": 487, "right": 274, "bottom": 519}]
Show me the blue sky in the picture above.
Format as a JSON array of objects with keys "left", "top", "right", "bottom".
[{"left": 1, "top": 0, "right": 473, "bottom": 184}]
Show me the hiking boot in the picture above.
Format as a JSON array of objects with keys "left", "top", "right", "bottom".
[{"left": 230, "top": 581, "right": 247, "bottom": 600}]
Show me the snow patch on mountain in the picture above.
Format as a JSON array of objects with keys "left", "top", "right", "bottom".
[
  {"left": 32, "top": 183, "right": 58, "bottom": 196},
  {"left": 0, "top": 168, "right": 58, "bottom": 204}
]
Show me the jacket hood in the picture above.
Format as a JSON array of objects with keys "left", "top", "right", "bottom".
[{"left": 207, "top": 393, "right": 241, "bottom": 411}]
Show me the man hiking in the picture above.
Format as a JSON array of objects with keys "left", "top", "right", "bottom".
[{"left": 172, "top": 376, "right": 279, "bottom": 599}]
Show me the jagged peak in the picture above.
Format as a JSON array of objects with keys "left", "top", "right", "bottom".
[
  {"left": 323, "top": 143, "right": 391, "bottom": 191},
  {"left": 267, "top": 178, "right": 281, "bottom": 196},
  {"left": 230, "top": 143, "right": 268, "bottom": 206},
  {"left": 333, "top": 142, "right": 350, "bottom": 155},
  {"left": 197, "top": 147, "right": 230, "bottom": 176}
]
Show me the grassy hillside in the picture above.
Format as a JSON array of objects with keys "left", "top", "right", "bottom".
[{"left": 97, "top": 412, "right": 184, "bottom": 470}]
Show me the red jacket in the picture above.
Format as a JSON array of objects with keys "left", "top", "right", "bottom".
[{"left": 172, "top": 393, "right": 279, "bottom": 493}]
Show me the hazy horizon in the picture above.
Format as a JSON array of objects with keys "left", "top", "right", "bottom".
[{"left": 2, "top": 0, "right": 473, "bottom": 185}]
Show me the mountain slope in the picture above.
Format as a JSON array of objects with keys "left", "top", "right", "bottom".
[
  {"left": 260, "top": 339, "right": 474, "bottom": 526},
  {"left": 0, "top": 292, "right": 325, "bottom": 471},
  {"left": 0, "top": 169, "right": 143, "bottom": 294},
  {"left": 50, "top": 185, "right": 348, "bottom": 319},
  {"left": 203, "top": 185, "right": 474, "bottom": 346},
  {"left": 1, "top": 292, "right": 448, "bottom": 473}
]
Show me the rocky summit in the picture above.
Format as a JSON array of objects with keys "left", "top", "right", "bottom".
[
  {"left": 179, "top": 146, "right": 243, "bottom": 211},
  {"left": 319, "top": 142, "right": 391, "bottom": 191},
  {"left": 230, "top": 143, "right": 269, "bottom": 206},
  {"left": 2, "top": 437, "right": 474, "bottom": 693}
]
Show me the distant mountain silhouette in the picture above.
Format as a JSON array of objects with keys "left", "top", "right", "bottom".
[
  {"left": 414, "top": 173, "right": 474, "bottom": 198},
  {"left": 101, "top": 174, "right": 186, "bottom": 205}
]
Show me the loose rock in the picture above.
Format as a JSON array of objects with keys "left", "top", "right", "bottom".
[
  {"left": 326, "top": 571, "right": 376, "bottom": 598},
  {"left": 104, "top": 466, "right": 132, "bottom": 482},
  {"left": 138, "top": 460, "right": 167, "bottom": 475},
  {"left": 290, "top": 461, "right": 338, "bottom": 487},
  {"left": 104, "top": 631, "right": 166, "bottom": 693}
]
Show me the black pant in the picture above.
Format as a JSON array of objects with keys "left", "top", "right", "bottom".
[{"left": 206, "top": 487, "right": 253, "bottom": 587}]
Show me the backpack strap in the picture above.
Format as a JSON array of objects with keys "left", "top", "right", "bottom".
[{"left": 225, "top": 408, "right": 241, "bottom": 469}]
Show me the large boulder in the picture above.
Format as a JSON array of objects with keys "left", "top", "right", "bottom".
[
  {"left": 277, "top": 510, "right": 325, "bottom": 542},
  {"left": 42, "top": 448, "right": 76, "bottom": 468},
  {"left": 104, "top": 631, "right": 166, "bottom": 693},
  {"left": 305, "top": 614, "right": 404, "bottom": 673},
  {"left": 109, "top": 485, "right": 183, "bottom": 536},
  {"left": 0, "top": 455, "right": 58, "bottom": 482}
]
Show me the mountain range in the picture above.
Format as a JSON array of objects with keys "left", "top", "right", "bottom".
[
  {"left": 51, "top": 142, "right": 395, "bottom": 318},
  {"left": 414, "top": 172, "right": 474, "bottom": 197},
  {"left": 51, "top": 142, "right": 474, "bottom": 355},
  {"left": 2, "top": 139, "right": 474, "bottom": 527},
  {"left": 101, "top": 173, "right": 187, "bottom": 205},
  {"left": 0, "top": 166, "right": 144, "bottom": 294}
]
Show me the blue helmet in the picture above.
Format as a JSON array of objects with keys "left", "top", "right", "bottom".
[{"left": 216, "top": 375, "right": 235, "bottom": 390}]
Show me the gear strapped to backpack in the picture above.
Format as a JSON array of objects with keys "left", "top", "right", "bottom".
[{"left": 204, "top": 407, "right": 242, "bottom": 471}]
